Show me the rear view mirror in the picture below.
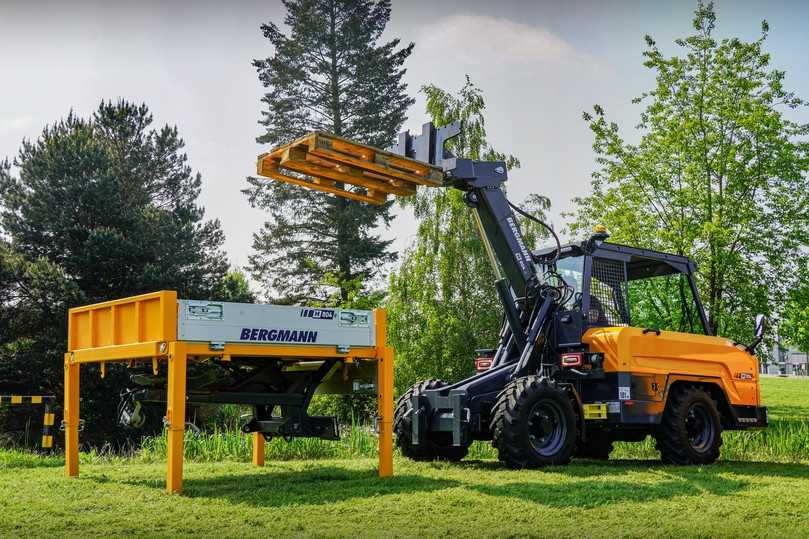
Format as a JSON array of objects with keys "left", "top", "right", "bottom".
[
  {"left": 754, "top": 314, "right": 766, "bottom": 340},
  {"left": 747, "top": 314, "right": 767, "bottom": 354}
]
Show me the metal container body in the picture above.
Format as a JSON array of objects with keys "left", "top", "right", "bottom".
[{"left": 177, "top": 300, "right": 376, "bottom": 347}]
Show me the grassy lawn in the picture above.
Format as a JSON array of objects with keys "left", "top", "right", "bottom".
[
  {"left": 2, "top": 458, "right": 809, "bottom": 537},
  {"left": 760, "top": 375, "right": 809, "bottom": 419},
  {"left": 0, "top": 376, "right": 807, "bottom": 538}
]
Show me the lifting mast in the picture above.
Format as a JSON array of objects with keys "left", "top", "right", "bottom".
[
  {"left": 387, "top": 122, "right": 561, "bottom": 446},
  {"left": 391, "top": 122, "right": 554, "bottom": 376}
]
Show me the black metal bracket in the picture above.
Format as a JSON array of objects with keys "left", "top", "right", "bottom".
[
  {"left": 247, "top": 359, "right": 339, "bottom": 441},
  {"left": 445, "top": 159, "right": 508, "bottom": 188},
  {"left": 388, "top": 121, "right": 461, "bottom": 170},
  {"left": 121, "top": 359, "right": 342, "bottom": 441}
]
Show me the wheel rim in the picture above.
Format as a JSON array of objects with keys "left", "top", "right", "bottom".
[
  {"left": 527, "top": 398, "right": 567, "bottom": 457},
  {"left": 685, "top": 402, "right": 715, "bottom": 452}
]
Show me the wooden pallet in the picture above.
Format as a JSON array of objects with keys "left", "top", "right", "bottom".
[{"left": 256, "top": 132, "right": 444, "bottom": 204}]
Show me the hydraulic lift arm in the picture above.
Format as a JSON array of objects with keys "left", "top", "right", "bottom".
[
  {"left": 255, "top": 121, "right": 565, "bottom": 448},
  {"left": 391, "top": 123, "right": 546, "bottom": 358},
  {"left": 390, "top": 123, "right": 539, "bottom": 294}
]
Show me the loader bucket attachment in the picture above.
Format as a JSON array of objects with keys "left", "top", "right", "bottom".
[{"left": 256, "top": 131, "right": 444, "bottom": 204}]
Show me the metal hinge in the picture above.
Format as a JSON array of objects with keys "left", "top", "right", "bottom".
[{"left": 59, "top": 419, "right": 85, "bottom": 432}]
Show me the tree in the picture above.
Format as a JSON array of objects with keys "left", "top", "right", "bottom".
[
  {"left": 0, "top": 238, "right": 80, "bottom": 395},
  {"left": 782, "top": 264, "right": 809, "bottom": 353},
  {"left": 569, "top": 2, "right": 809, "bottom": 344},
  {"left": 246, "top": 0, "right": 414, "bottom": 304},
  {"left": 0, "top": 100, "right": 230, "bottom": 444},
  {"left": 1, "top": 102, "right": 228, "bottom": 300},
  {"left": 213, "top": 269, "right": 257, "bottom": 304},
  {"left": 387, "top": 77, "right": 549, "bottom": 393}
]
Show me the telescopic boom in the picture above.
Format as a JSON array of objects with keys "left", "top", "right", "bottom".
[{"left": 256, "top": 122, "right": 549, "bottom": 357}]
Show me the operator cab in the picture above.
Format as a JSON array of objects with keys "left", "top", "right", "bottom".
[{"left": 533, "top": 240, "right": 710, "bottom": 350}]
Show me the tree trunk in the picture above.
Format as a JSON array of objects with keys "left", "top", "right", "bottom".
[{"left": 328, "top": 0, "right": 350, "bottom": 302}]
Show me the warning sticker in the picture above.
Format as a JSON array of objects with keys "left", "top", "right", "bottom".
[
  {"left": 618, "top": 386, "right": 631, "bottom": 401},
  {"left": 187, "top": 303, "right": 223, "bottom": 321},
  {"left": 339, "top": 310, "right": 370, "bottom": 328}
]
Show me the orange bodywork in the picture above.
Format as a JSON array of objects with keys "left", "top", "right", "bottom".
[{"left": 582, "top": 327, "right": 761, "bottom": 410}]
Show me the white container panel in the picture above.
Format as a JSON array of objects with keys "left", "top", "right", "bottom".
[{"left": 177, "top": 300, "right": 376, "bottom": 347}]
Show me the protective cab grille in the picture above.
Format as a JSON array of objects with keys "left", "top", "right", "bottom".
[{"left": 589, "top": 257, "right": 630, "bottom": 326}]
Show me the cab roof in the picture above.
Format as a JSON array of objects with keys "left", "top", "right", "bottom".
[{"left": 533, "top": 241, "right": 698, "bottom": 279}]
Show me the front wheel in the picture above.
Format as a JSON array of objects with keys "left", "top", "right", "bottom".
[
  {"left": 393, "top": 379, "right": 469, "bottom": 461},
  {"left": 490, "top": 376, "right": 577, "bottom": 468},
  {"left": 655, "top": 386, "right": 722, "bottom": 465}
]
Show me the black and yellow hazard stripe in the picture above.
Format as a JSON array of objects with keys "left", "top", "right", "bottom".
[
  {"left": 42, "top": 407, "right": 55, "bottom": 449},
  {"left": 0, "top": 394, "right": 49, "bottom": 405},
  {"left": 0, "top": 395, "right": 56, "bottom": 451}
]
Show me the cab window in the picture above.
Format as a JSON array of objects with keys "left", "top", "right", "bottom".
[
  {"left": 555, "top": 255, "right": 584, "bottom": 299},
  {"left": 627, "top": 272, "right": 706, "bottom": 334}
]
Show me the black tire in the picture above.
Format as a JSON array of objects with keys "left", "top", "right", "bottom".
[
  {"left": 574, "top": 429, "right": 614, "bottom": 460},
  {"left": 394, "top": 379, "right": 469, "bottom": 461},
  {"left": 655, "top": 386, "right": 722, "bottom": 465},
  {"left": 490, "top": 376, "right": 577, "bottom": 468}
]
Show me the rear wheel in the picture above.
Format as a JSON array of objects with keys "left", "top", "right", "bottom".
[
  {"left": 574, "top": 429, "right": 614, "bottom": 460},
  {"left": 655, "top": 386, "right": 722, "bottom": 465},
  {"left": 393, "top": 379, "right": 469, "bottom": 461},
  {"left": 490, "top": 376, "right": 577, "bottom": 468}
]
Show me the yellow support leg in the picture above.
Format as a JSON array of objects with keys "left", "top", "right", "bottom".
[
  {"left": 252, "top": 432, "right": 265, "bottom": 467},
  {"left": 64, "top": 354, "right": 80, "bottom": 478},
  {"left": 378, "top": 345, "right": 394, "bottom": 477},
  {"left": 375, "top": 309, "right": 394, "bottom": 478},
  {"left": 166, "top": 343, "right": 187, "bottom": 494}
]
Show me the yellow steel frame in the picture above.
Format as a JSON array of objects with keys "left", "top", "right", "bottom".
[{"left": 64, "top": 291, "right": 394, "bottom": 494}]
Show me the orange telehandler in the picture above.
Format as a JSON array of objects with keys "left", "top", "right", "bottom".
[{"left": 258, "top": 120, "right": 768, "bottom": 467}]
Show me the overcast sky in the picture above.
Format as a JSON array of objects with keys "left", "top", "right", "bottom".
[{"left": 2, "top": 0, "right": 808, "bottom": 274}]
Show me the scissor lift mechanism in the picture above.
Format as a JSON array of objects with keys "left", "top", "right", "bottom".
[{"left": 64, "top": 291, "right": 394, "bottom": 494}]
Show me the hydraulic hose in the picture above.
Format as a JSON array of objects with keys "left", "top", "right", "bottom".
[{"left": 507, "top": 199, "right": 561, "bottom": 265}]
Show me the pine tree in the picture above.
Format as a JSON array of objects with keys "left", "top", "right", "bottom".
[
  {"left": 246, "top": 0, "right": 414, "bottom": 303},
  {"left": 0, "top": 100, "right": 229, "bottom": 444}
]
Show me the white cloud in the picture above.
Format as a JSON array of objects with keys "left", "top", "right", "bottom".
[
  {"left": 0, "top": 116, "right": 33, "bottom": 132},
  {"left": 417, "top": 14, "right": 585, "bottom": 66}
]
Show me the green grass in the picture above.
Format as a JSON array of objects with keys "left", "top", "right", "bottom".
[
  {"left": 760, "top": 375, "right": 809, "bottom": 420},
  {"left": 129, "top": 376, "right": 809, "bottom": 465},
  {"left": 0, "top": 376, "right": 807, "bottom": 537},
  {"left": 2, "top": 458, "right": 809, "bottom": 537},
  {"left": 138, "top": 424, "right": 379, "bottom": 463}
]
